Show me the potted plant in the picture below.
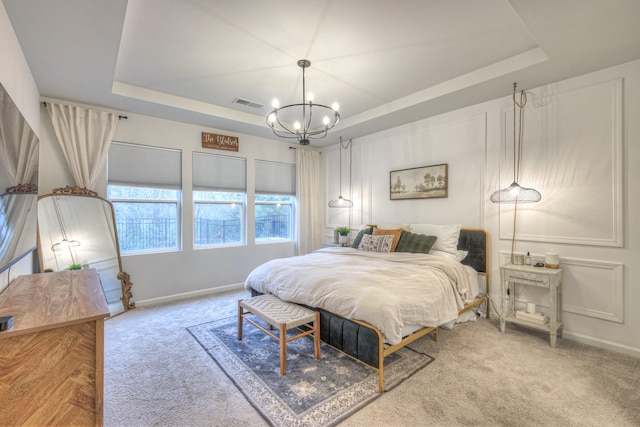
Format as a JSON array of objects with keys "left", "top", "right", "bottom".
[{"left": 336, "top": 226, "right": 350, "bottom": 246}]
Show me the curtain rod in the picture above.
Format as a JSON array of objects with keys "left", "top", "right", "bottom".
[
  {"left": 40, "top": 101, "right": 128, "bottom": 120},
  {"left": 289, "top": 146, "right": 322, "bottom": 153}
]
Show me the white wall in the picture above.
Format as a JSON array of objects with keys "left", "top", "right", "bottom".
[
  {"left": 326, "top": 59, "right": 640, "bottom": 357},
  {"left": 0, "top": 4, "right": 39, "bottom": 135},
  {"left": 38, "top": 110, "right": 300, "bottom": 303},
  {"left": 0, "top": 3, "right": 40, "bottom": 289}
]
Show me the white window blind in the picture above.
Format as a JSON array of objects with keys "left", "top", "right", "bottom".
[
  {"left": 255, "top": 160, "right": 295, "bottom": 195},
  {"left": 193, "top": 152, "right": 246, "bottom": 192},
  {"left": 108, "top": 142, "right": 181, "bottom": 189}
]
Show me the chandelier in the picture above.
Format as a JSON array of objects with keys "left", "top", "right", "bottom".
[{"left": 266, "top": 59, "right": 340, "bottom": 145}]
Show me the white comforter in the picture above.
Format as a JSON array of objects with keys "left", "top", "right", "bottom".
[{"left": 244, "top": 247, "right": 474, "bottom": 345}]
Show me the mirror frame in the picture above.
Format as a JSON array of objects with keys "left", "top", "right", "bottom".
[{"left": 37, "top": 185, "right": 135, "bottom": 312}]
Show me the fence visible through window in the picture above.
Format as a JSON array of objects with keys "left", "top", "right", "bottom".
[
  {"left": 116, "top": 218, "right": 177, "bottom": 252},
  {"left": 255, "top": 214, "right": 290, "bottom": 241},
  {"left": 117, "top": 214, "right": 290, "bottom": 250}
]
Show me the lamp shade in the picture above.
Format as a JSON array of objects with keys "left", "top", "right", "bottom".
[
  {"left": 328, "top": 195, "right": 353, "bottom": 208},
  {"left": 490, "top": 181, "right": 541, "bottom": 203}
]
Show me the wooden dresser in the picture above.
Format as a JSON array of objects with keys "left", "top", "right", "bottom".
[{"left": 0, "top": 269, "right": 110, "bottom": 426}]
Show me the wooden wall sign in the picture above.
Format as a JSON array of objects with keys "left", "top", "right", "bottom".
[{"left": 202, "top": 132, "right": 239, "bottom": 152}]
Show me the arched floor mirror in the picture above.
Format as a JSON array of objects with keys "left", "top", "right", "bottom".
[{"left": 37, "top": 186, "right": 134, "bottom": 316}]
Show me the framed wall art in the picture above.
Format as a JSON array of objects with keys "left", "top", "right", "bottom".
[{"left": 390, "top": 163, "right": 448, "bottom": 200}]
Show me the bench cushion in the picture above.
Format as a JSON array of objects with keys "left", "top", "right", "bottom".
[{"left": 240, "top": 294, "right": 316, "bottom": 329}]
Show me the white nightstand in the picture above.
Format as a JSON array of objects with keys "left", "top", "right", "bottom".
[{"left": 499, "top": 263, "right": 563, "bottom": 347}]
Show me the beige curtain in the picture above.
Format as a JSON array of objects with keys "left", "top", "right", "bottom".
[
  {"left": 46, "top": 102, "right": 118, "bottom": 190},
  {"left": 0, "top": 87, "right": 39, "bottom": 187},
  {"left": 296, "top": 148, "right": 323, "bottom": 255}
]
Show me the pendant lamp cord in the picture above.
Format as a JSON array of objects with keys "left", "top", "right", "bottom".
[
  {"left": 339, "top": 137, "right": 353, "bottom": 230},
  {"left": 513, "top": 84, "right": 528, "bottom": 184},
  {"left": 53, "top": 196, "right": 77, "bottom": 265},
  {"left": 510, "top": 84, "right": 527, "bottom": 263},
  {"left": 338, "top": 137, "right": 343, "bottom": 197}
]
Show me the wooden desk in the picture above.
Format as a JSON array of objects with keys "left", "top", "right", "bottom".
[{"left": 0, "top": 269, "right": 110, "bottom": 426}]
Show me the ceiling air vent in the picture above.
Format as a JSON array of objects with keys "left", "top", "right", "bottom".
[{"left": 233, "top": 98, "right": 263, "bottom": 109}]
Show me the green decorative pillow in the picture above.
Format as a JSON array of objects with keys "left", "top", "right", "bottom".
[
  {"left": 395, "top": 230, "right": 438, "bottom": 254},
  {"left": 351, "top": 227, "right": 373, "bottom": 248}
]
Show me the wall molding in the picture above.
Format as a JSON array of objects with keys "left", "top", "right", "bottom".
[
  {"left": 498, "top": 78, "right": 623, "bottom": 247},
  {"left": 560, "top": 257, "right": 624, "bottom": 323},
  {"left": 136, "top": 282, "right": 244, "bottom": 307},
  {"left": 562, "top": 330, "right": 640, "bottom": 359}
]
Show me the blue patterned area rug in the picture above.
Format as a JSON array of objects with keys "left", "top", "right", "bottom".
[{"left": 187, "top": 316, "right": 434, "bottom": 427}]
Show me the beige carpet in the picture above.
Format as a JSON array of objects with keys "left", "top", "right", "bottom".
[{"left": 104, "top": 289, "right": 640, "bottom": 426}]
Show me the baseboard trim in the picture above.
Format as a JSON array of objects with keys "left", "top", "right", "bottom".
[
  {"left": 563, "top": 330, "right": 640, "bottom": 359},
  {"left": 135, "top": 283, "right": 246, "bottom": 307}
]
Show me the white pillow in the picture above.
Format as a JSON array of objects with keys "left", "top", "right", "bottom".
[
  {"left": 357, "top": 234, "right": 394, "bottom": 253},
  {"left": 410, "top": 223, "right": 462, "bottom": 254},
  {"left": 375, "top": 223, "right": 411, "bottom": 231}
]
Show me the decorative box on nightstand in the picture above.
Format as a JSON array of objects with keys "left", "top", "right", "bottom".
[{"left": 499, "top": 263, "right": 563, "bottom": 347}]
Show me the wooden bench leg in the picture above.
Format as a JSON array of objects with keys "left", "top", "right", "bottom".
[
  {"left": 313, "top": 311, "right": 320, "bottom": 360},
  {"left": 237, "top": 300, "right": 243, "bottom": 341},
  {"left": 279, "top": 323, "right": 287, "bottom": 375}
]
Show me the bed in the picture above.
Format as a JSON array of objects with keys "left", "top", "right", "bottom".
[{"left": 245, "top": 226, "right": 489, "bottom": 393}]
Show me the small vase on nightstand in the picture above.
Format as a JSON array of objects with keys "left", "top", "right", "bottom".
[{"left": 339, "top": 235, "right": 349, "bottom": 246}]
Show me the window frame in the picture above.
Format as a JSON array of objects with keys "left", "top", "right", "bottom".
[
  {"left": 254, "top": 194, "right": 295, "bottom": 244},
  {"left": 108, "top": 185, "right": 182, "bottom": 256},
  {"left": 192, "top": 190, "right": 246, "bottom": 249}
]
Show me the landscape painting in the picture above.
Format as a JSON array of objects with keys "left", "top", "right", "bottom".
[{"left": 390, "top": 163, "right": 448, "bottom": 200}]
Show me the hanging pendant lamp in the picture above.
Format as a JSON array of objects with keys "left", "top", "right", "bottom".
[
  {"left": 328, "top": 137, "right": 353, "bottom": 208},
  {"left": 490, "top": 83, "right": 541, "bottom": 203}
]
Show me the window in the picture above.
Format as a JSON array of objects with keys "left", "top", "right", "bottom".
[
  {"left": 255, "top": 195, "right": 294, "bottom": 241},
  {"left": 193, "top": 152, "right": 246, "bottom": 248},
  {"left": 255, "top": 160, "right": 295, "bottom": 242},
  {"left": 109, "top": 187, "right": 180, "bottom": 253},
  {"left": 108, "top": 142, "right": 182, "bottom": 254},
  {"left": 193, "top": 191, "right": 244, "bottom": 246}
]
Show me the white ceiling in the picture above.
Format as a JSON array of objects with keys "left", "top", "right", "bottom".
[{"left": 4, "top": 0, "right": 640, "bottom": 147}]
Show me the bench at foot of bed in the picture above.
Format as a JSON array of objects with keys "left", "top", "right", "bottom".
[{"left": 238, "top": 294, "right": 320, "bottom": 375}]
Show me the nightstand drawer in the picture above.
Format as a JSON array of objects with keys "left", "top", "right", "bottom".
[{"left": 505, "top": 270, "right": 550, "bottom": 287}]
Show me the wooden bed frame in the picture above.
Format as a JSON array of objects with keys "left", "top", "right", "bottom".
[{"left": 251, "top": 228, "right": 489, "bottom": 393}]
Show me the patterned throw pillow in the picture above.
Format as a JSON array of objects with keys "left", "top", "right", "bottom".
[
  {"left": 372, "top": 227, "right": 403, "bottom": 252},
  {"left": 351, "top": 227, "right": 373, "bottom": 248},
  {"left": 357, "top": 234, "right": 394, "bottom": 253}
]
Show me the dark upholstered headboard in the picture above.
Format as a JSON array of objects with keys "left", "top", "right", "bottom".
[{"left": 457, "top": 228, "right": 487, "bottom": 274}]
